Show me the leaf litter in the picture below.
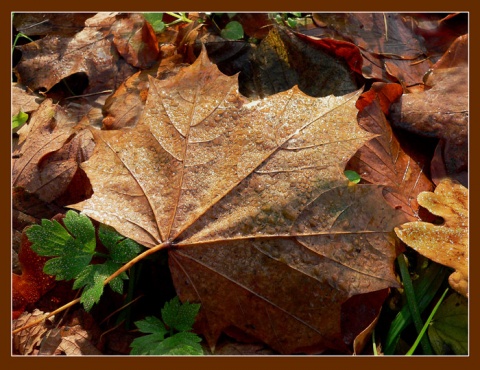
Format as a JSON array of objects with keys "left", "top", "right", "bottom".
[{"left": 11, "top": 12, "right": 468, "bottom": 356}]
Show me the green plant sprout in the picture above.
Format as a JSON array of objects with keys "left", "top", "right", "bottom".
[
  {"left": 130, "top": 296, "right": 203, "bottom": 355},
  {"left": 12, "top": 111, "right": 29, "bottom": 131},
  {"left": 270, "top": 12, "right": 308, "bottom": 28},
  {"left": 344, "top": 170, "right": 361, "bottom": 184},
  {"left": 142, "top": 12, "right": 192, "bottom": 34},
  {"left": 25, "top": 210, "right": 143, "bottom": 312}
]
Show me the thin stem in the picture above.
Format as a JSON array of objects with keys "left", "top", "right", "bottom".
[
  {"left": 406, "top": 288, "right": 449, "bottom": 356},
  {"left": 12, "top": 241, "right": 170, "bottom": 335},
  {"left": 12, "top": 298, "right": 81, "bottom": 335}
]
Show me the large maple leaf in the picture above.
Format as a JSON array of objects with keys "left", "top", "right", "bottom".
[{"left": 71, "top": 48, "right": 407, "bottom": 354}]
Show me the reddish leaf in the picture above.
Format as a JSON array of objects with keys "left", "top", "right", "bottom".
[
  {"left": 410, "top": 13, "right": 468, "bottom": 60},
  {"left": 72, "top": 48, "right": 407, "bottom": 354},
  {"left": 12, "top": 234, "right": 56, "bottom": 319},
  {"left": 355, "top": 82, "right": 403, "bottom": 115},
  {"left": 295, "top": 33, "right": 364, "bottom": 76},
  {"left": 348, "top": 85, "right": 434, "bottom": 220},
  {"left": 111, "top": 13, "right": 160, "bottom": 69}
]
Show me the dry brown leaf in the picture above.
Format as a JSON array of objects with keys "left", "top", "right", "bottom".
[
  {"left": 12, "top": 99, "right": 95, "bottom": 203},
  {"left": 111, "top": 13, "right": 160, "bottom": 69},
  {"left": 12, "top": 309, "right": 53, "bottom": 355},
  {"left": 311, "top": 13, "right": 432, "bottom": 87},
  {"left": 12, "top": 13, "right": 94, "bottom": 37},
  {"left": 54, "top": 325, "right": 103, "bottom": 356},
  {"left": 14, "top": 13, "right": 136, "bottom": 94},
  {"left": 390, "top": 34, "right": 468, "bottom": 187},
  {"left": 12, "top": 83, "right": 43, "bottom": 116},
  {"left": 72, "top": 48, "right": 407, "bottom": 354},
  {"left": 395, "top": 178, "right": 468, "bottom": 297}
]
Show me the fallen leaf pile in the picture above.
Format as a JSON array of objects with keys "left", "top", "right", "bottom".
[{"left": 11, "top": 12, "right": 468, "bottom": 356}]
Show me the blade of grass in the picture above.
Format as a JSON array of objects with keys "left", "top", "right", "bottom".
[
  {"left": 384, "top": 262, "right": 448, "bottom": 354},
  {"left": 406, "top": 288, "right": 449, "bottom": 356},
  {"left": 372, "top": 329, "right": 379, "bottom": 356},
  {"left": 396, "top": 253, "right": 433, "bottom": 354}
]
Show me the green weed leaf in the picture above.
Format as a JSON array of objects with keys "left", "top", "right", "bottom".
[
  {"left": 99, "top": 224, "right": 142, "bottom": 263},
  {"left": 130, "top": 297, "right": 203, "bottom": 355},
  {"left": 26, "top": 218, "right": 73, "bottom": 256},
  {"left": 12, "top": 111, "right": 28, "bottom": 130},
  {"left": 26, "top": 210, "right": 142, "bottom": 312},
  {"left": 149, "top": 332, "right": 203, "bottom": 355},
  {"left": 43, "top": 239, "right": 93, "bottom": 280},
  {"left": 161, "top": 296, "right": 201, "bottom": 332},
  {"left": 220, "top": 21, "right": 244, "bottom": 40},
  {"left": 142, "top": 13, "right": 165, "bottom": 33},
  {"left": 63, "top": 210, "right": 96, "bottom": 252},
  {"left": 428, "top": 292, "right": 468, "bottom": 355}
]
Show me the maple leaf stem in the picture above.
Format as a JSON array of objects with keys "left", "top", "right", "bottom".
[
  {"left": 11, "top": 297, "right": 81, "bottom": 335},
  {"left": 12, "top": 242, "right": 170, "bottom": 336},
  {"left": 103, "top": 241, "right": 170, "bottom": 286}
]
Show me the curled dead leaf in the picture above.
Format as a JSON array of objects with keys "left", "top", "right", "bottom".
[{"left": 395, "top": 178, "right": 468, "bottom": 297}]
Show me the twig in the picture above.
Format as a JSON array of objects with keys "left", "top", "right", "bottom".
[
  {"left": 63, "top": 90, "right": 113, "bottom": 100},
  {"left": 383, "top": 13, "right": 389, "bottom": 41}
]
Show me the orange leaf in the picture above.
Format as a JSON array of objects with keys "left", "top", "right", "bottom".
[{"left": 395, "top": 178, "right": 468, "bottom": 297}]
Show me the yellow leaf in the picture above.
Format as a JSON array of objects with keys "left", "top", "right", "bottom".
[{"left": 395, "top": 178, "right": 468, "bottom": 297}]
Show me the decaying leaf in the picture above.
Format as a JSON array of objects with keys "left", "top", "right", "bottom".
[
  {"left": 239, "top": 26, "right": 361, "bottom": 99},
  {"left": 13, "top": 309, "right": 103, "bottom": 356},
  {"left": 390, "top": 34, "right": 468, "bottom": 186},
  {"left": 12, "top": 99, "right": 95, "bottom": 203},
  {"left": 12, "top": 309, "right": 53, "bottom": 355},
  {"left": 311, "top": 13, "right": 431, "bottom": 88},
  {"left": 72, "top": 47, "right": 407, "bottom": 354},
  {"left": 395, "top": 178, "right": 468, "bottom": 297},
  {"left": 347, "top": 84, "right": 434, "bottom": 220},
  {"left": 111, "top": 13, "right": 160, "bottom": 69},
  {"left": 12, "top": 83, "right": 43, "bottom": 117},
  {"left": 12, "top": 13, "right": 95, "bottom": 37},
  {"left": 14, "top": 13, "right": 136, "bottom": 94},
  {"left": 54, "top": 325, "right": 103, "bottom": 355},
  {"left": 12, "top": 232, "right": 57, "bottom": 319}
]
